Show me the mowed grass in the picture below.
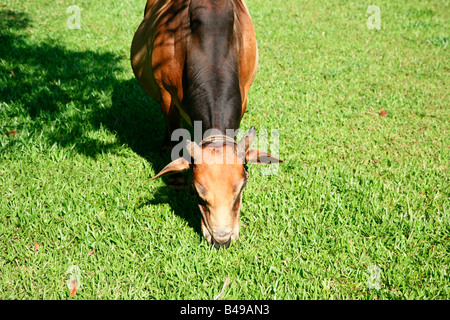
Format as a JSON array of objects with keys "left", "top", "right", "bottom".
[{"left": 0, "top": 0, "right": 448, "bottom": 299}]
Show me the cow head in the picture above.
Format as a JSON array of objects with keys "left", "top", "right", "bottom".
[{"left": 152, "top": 127, "right": 283, "bottom": 249}]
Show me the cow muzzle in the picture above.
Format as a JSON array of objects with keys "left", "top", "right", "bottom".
[{"left": 211, "top": 231, "right": 232, "bottom": 249}]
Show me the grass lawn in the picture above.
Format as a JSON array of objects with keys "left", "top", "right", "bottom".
[{"left": 0, "top": 0, "right": 448, "bottom": 299}]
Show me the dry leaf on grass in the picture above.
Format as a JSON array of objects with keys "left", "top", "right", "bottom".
[
  {"left": 380, "top": 109, "right": 388, "bottom": 117},
  {"left": 69, "top": 279, "right": 78, "bottom": 298}
]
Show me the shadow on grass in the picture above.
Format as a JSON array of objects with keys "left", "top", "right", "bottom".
[
  {"left": 0, "top": 9, "right": 202, "bottom": 239},
  {"left": 1, "top": 9, "right": 163, "bottom": 158},
  {"left": 141, "top": 186, "right": 203, "bottom": 237}
]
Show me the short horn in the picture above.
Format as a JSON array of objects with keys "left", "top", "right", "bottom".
[
  {"left": 186, "top": 139, "right": 202, "bottom": 163},
  {"left": 237, "top": 126, "right": 256, "bottom": 154}
]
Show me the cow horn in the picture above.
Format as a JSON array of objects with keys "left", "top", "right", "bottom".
[
  {"left": 237, "top": 126, "right": 256, "bottom": 157},
  {"left": 186, "top": 139, "right": 202, "bottom": 163}
]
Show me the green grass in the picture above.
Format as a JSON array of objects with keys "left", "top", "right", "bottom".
[{"left": 0, "top": 0, "right": 448, "bottom": 299}]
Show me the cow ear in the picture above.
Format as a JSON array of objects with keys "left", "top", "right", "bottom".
[
  {"left": 245, "top": 149, "right": 284, "bottom": 164},
  {"left": 151, "top": 157, "right": 190, "bottom": 179}
]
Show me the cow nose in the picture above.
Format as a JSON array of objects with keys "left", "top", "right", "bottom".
[
  {"left": 213, "top": 237, "right": 231, "bottom": 249},
  {"left": 212, "top": 231, "right": 232, "bottom": 249}
]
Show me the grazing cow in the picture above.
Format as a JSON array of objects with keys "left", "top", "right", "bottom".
[{"left": 130, "top": 0, "right": 283, "bottom": 249}]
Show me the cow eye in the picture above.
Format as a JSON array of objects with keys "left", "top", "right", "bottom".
[
  {"left": 196, "top": 192, "right": 208, "bottom": 206},
  {"left": 234, "top": 179, "right": 247, "bottom": 200},
  {"left": 241, "top": 179, "right": 248, "bottom": 191},
  {"left": 244, "top": 171, "right": 249, "bottom": 182},
  {"left": 189, "top": 182, "right": 196, "bottom": 195},
  {"left": 191, "top": 183, "right": 208, "bottom": 205}
]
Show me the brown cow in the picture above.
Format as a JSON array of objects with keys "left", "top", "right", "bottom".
[{"left": 131, "top": 0, "right": 282, "bottom": 249}]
